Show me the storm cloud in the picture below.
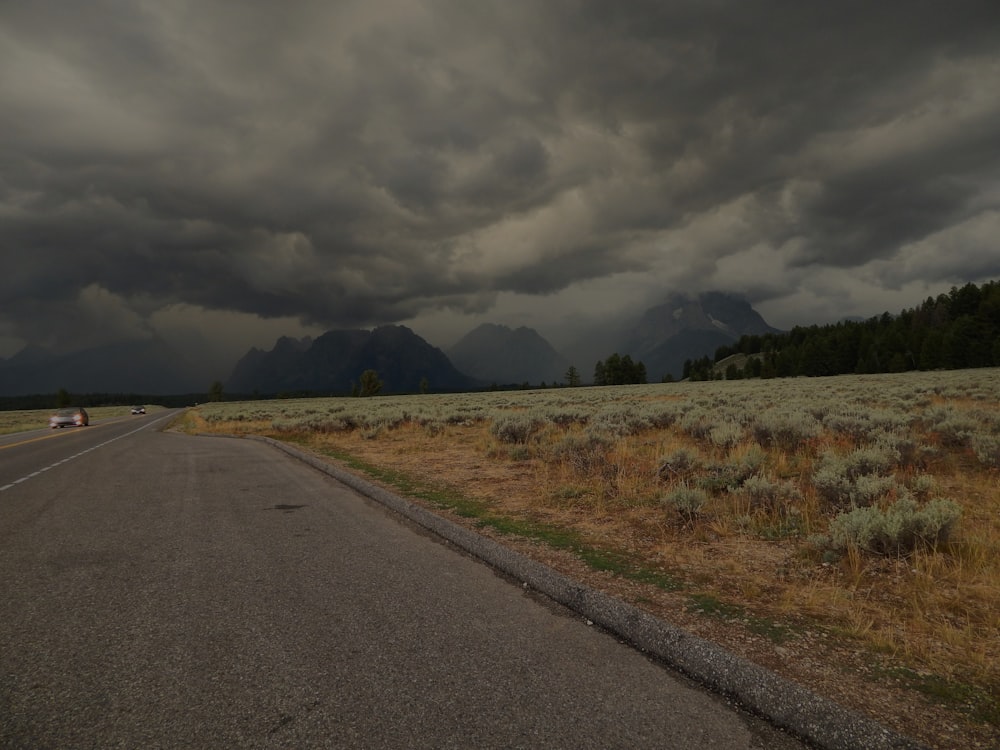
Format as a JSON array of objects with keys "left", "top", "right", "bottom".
[{"left": 3, "top": 0, "right": 1000, "bottom": 369}]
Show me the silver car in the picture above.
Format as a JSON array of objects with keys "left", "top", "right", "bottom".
[{"left": 49, "top": 407, "right": 89, "bottom": 428}]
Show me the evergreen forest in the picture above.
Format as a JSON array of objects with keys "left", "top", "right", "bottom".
[{"left": 685, "top": 280, "right": 1000, "bottom": 381}]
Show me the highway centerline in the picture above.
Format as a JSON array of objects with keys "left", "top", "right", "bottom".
[{"left": 0, "top": 415, "right": 173, "bottom": 493}]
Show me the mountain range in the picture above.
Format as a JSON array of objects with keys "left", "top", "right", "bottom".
[
  {"left": 0, "top": 339, "right": 204, "bottom": 397},
  {"left": 225, "top": 291, "right": 781, "bottom": 394},
  {"left": 620, "top": 291, "right": 782, "bottom": 381},
  {"left": 227, "top": 325, "right": 477, "bottom": 395},
  {"left": 0, "top": 292, "right": 783, "bottom": 396},
  {"left": 448, "top": 324, "right": 570, "bottom": 385}
]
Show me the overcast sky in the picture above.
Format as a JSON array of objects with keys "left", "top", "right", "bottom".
[{"left": 3, "top": 1, "right": 1000, "bottom": 373}]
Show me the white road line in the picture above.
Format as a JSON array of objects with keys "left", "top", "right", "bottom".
[{"left": 0, "top": 415, "right": 173, "bottom": 493}]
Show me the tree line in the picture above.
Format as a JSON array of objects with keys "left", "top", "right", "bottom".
[
  {"left": 593, "top": 353, "right": 648, "bottom": 385},
  {"left": 685, "top": 280, "right": 1000, "bottom": 380}
]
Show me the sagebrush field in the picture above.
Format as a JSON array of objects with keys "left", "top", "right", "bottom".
[{"left": 182, "top": 369, "right": 999, "bottom": 748}]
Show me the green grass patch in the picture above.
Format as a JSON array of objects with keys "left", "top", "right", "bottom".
[
  {"left": 472, "top": 514, "right": 683, "bottom": 590},
  {"left": 286, "top": 435, "right": 687, "bottom": 594},
  {"left": 687, "top": 593, "right": 742, "bottom": 619},
  {"left": 874, "top": 665, "right": 1000, "bottom": 725},
  {"left": 686, "top": 593, "right": 794, "bottom": 644}
]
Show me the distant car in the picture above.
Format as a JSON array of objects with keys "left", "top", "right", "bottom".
[
  {"left": 49, "top": 407, "right": 89, "bottom": 428},
  {"left": 130, "top": 405, "right": 146, "bottom": 415}
]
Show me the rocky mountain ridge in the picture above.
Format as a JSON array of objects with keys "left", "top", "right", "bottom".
[
  {"left": 226, "top": 325, "right": 477, "bottom": 395},
  {"left": 622, "top": 291, "right": 782, "bottom": 381},
  {"left": 447, "top": 323, "right": 570, "bottom": 385}
]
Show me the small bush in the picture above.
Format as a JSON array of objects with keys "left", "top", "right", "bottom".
[
  {"left": 827, "top": 497, "right": 961, "bottom": 556},
  {"left": 695, "top": 463, "right": 741, "bottom": 494},
  {"left": 588, "top": 407, "right": 651, "bottom": 437},
  {"left": 751, "top": 410, "right": 821, "bottom": 450},
  {"left": 551, "top": 432, "right": 612, "bottom": 474},
  {"left": 823, "top": 408, "right": 912, "bottom": 440},
  {"left": 544, "top": 407, "right": 590, "bottom": 426},
  {"left": 813, "top": 468, "right": 899, "bottom": 508},
  {"left": 679, "top": 410, "right": 714, "bottom": 440},
  {"left": 660, "top": 485, "right": 708, "bottom": 522},
  {"left": 709, "top": 422, "right": 744, "bottom": 449},
  {"left": 445, "top": 410, "right": 483, "bottom": 425},
  {"left": 730, "top": 444, "right": 768, "bottom": 483},
  {"left": 909, "top": 474, "right": 938, "bottom": 498},
  {"left": 275, "top": 415, "right": 357, "bottom": 432},
  {"left": 645, "top": 403, "right": 687, "bottom": 429},
  {"left": 849, "top": 475, "right": 902, "bottom": 505},
  {"left": 842, "top": 445, "right": 899, "bottom": 476},
  {"left": 971, "top": 433, "right": 1000, "bottom": 469},
  {"left": 925, "top": 407, "right": 978, "bottom": 447},
  {"left": 812, "top": 446, "right": 900, "bottom": 508},
  {"left": 490, "top": 413, "right": 543, "bottom": 444},
  {"left": 657, "top": 447, "right": 701, "bottom": 479},
  {"left": 734, "top": 474, "right": 802, "bottom": 511},
  {"left": 872, "top": 430, "right": 920, "bottom": 468}
]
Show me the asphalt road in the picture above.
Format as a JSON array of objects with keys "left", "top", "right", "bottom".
[{"left": 0, "top": 413, "right": 807, "bottom": 749}]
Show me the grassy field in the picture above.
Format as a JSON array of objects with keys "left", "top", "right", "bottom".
[
  {"left": 177, "top": 369, "right": 1000, "bottom": 748},
  {"left": 0, "top": 404, "right": 163, "bottom": 435}
]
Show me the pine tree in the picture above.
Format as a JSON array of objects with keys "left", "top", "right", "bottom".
[{"left": 358, "top": 369, "right": 382, "bottom": 397}]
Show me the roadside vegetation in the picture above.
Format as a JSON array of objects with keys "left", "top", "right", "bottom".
[{"left": 181, "top": 369, "right": 999, "bottom": 744}]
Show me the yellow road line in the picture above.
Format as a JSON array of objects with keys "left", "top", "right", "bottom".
[{"left": 0, "top": 423, "right": 111, "bottom": 450}]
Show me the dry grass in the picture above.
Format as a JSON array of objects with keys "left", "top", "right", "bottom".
[
  {"left": 181, "top": 370, "right": 1000, "bottom": 749},
  {"left": 0, "top": 409, "right": 60, "bottom": 435},
  {"left": 0, "top": 405, "right": 161, "bottom": 435}
]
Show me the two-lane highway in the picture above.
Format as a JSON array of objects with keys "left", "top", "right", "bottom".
[
  {"left": 0, "top": 410, "right": 177, "bottom": 528},
  {"left": 1, "top": 414, "right": 805, "bottom": 748}
]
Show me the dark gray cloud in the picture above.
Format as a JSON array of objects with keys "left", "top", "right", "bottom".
[{"left": 2, "top": 0, "right": 1000, "bottom": 366}]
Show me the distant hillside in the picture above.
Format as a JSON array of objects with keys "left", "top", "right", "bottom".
[
  {"left": 448, "top": 324, "right": 570, "bottom": 385},
  {"left": 227, "top": 325, "right": 477, "bottom": 395}
]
